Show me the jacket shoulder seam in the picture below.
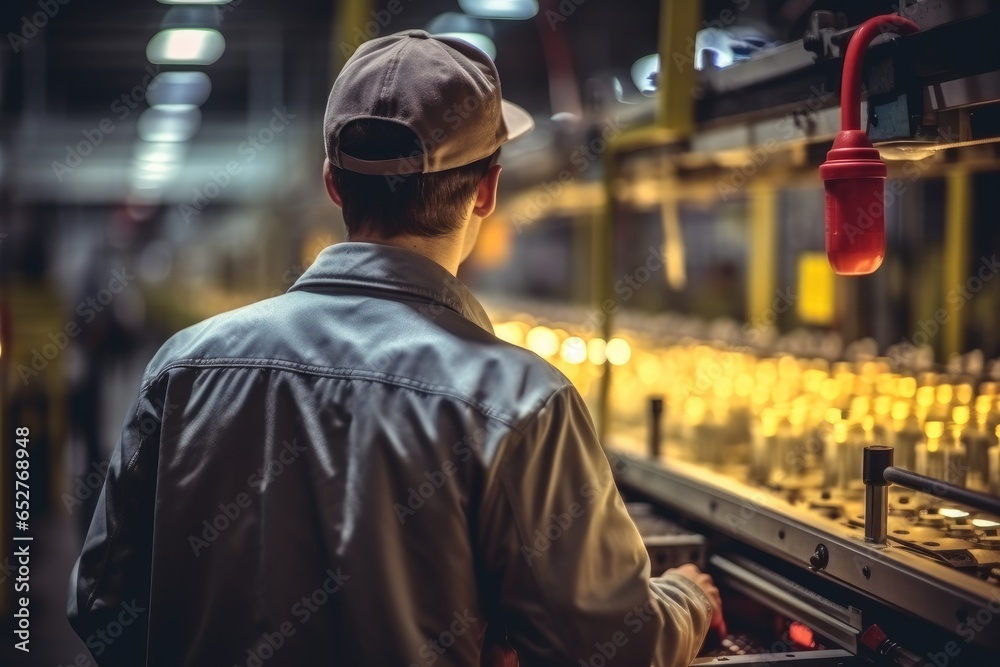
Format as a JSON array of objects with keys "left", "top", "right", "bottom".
[{"left": 150, "top": 357, "right": 531, "bottom": 428}]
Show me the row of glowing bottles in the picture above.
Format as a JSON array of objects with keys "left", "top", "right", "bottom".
[{"left": 493, "top": 321, "right": 1000, "bottom": 496}]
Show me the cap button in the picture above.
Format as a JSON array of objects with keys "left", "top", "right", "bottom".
[{"left": 407, "top": 30, "right": 430, "bottom": 39}]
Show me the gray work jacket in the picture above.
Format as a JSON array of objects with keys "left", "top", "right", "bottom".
[{"left": 68, "top": 242, "right": 710, "bottom": 666}]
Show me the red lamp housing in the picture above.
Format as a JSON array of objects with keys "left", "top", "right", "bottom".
[{"left": 820, "top": 15, "right": 919, "bottom": 276}]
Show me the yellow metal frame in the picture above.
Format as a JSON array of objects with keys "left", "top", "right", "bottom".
[
  {"left": 333, "top": 0, "right": 375, "bottom": 72},
  {"left": 594, "top": 0, "right": 702, "bottom": 440},
  {"left": 656, "top": 0, "right": 701, "bottom": 134},
  {"left": 943, "top": 171, "right": 971, "bottom": 358},
  {"left": 747, "top": 185, "right": 778, "bottom": 321}
]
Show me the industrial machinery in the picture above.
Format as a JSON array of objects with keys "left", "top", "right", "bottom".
[
  {"left": 490, "top": 314, "right": 1000, "bottom": 665},
  {"left": 485, "top": 2, "right": 1000, "bottom": 664}
]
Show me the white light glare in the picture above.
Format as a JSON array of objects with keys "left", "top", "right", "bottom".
[
  {"left": 630, "top": 54, "right": 659, "bottom": 95},
  {"left": 137, "top": 107, "right": 202, "bottom": 142},
  {"left": 458, "top": 0, "right": 538, "bottom": 19},
  {"left": 147, "top": 71, "right": 212, "bottom": 108},
  {"left": 439, "top": 32, "right": 496, "bottom": 60},
  {"left": 135, "top": 142, "right": 186, "bottom": 163},
  {"left": 147, "top": 29, "right": 225, "bottom": 65}
]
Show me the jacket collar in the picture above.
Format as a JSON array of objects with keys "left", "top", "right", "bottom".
[{"left": 288, "top": 242, "right": 493, "bottom": 333}]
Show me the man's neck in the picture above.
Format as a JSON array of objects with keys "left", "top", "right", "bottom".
[{"left": 348, "top": 233, "right": 463, "bottom": 275}]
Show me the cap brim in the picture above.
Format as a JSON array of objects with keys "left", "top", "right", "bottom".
[{"left": 501, "top": 99, "right": 534, "bottom": 143}]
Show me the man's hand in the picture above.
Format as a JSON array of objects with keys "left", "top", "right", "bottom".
[{"left": 666, "top": 564, "right": 727, "bottom": 638}]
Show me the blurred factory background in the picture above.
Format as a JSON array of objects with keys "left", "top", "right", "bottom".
[{"left": 2, "top": 0, "right": 1000, "bottom": 664}]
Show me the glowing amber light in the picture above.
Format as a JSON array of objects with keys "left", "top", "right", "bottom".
[
  {"left": 850, "top": 396, "right": 870, "bottom": 416},
  {"left": 587, "top": 338, "right": 607, "bottom": 365},
  {"left": 760, "top": 409, "right": 778, "bottom": 437},
  {"left": 897, "top": 377, "right": 917, "bottom": 398},
  {"left": 560, "top": 336, "right": 587, "bottom": 365},
  {"left": 471, "top": 218, "right": 512, "bottom": 268},
  {"left": 714, "top": 377, "right": 733, "bottom": 399},
  {"left": 936, "top": 384, "right": 954, "bottom": 405},
  {"left": 916, "top": 386, "right": 935, "bottom": 408},
  {"left": 686, "top": 397, "right": 707, "bottom": 422},
  {"left": 890, "top": 401, "right": 909, "bottom": 421},
  {"left": 525, "top": 326, "right": 559, "bottom": 358},
  {"left": 637, "top": 356, "right": 660, "bottom": 384},
  {"left": 756, "top": 362, "right": 778, "bottom": 385},
  {"left": 820, "top": 378, "right": 840, "bottom": 401},
  {"left": 605, "top": 338, "right": 632, "bottom": 366},
  {"left": 952, "top": 405, "right": 970, "bottom": 426},
  {"left": 493, "top": 322, "right": 524, "bottom": 346},
  {"left": 924, "top": 421, "right": 945, "bottom": 440},
  {"left": 833, "top": 421, "right": 848, "bottom": 443}
]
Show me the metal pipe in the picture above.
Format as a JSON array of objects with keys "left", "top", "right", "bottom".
[
  {"left": 649, "top": 397, "right": 663, "bottom": 460},
  {"left": 884, "top": 466, "right": 1000, "bottom": 517},
  {"left": 863, "top": 446, "right": 893, "bottom": 544},
  {"left": 839, "top": 15, "right": 920, "bottom": 132}
]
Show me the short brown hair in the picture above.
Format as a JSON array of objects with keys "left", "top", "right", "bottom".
[{"left": 330, "top": 120, "right": 499, "bottom": 238}]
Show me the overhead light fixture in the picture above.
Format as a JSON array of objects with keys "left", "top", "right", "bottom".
[
  {"left": 458, "top": 0, "right": 538, "bottom": 19},
  {"left": 137, "top": 106, "right": 202, "bottom": 142},
  {"left": 147, "top": 28, "right": 225, "bottom": 65},
  {"left": 131, "top": 171, "right": 172, "bottom": 190},
  {"left": 630, "top": 54, "right": 659, "bottom": 95},
  {"left": 135, "top": 142, "right": 187, "bottom": 163},
  {"left": 437, "top": 32, "right": 497, "bottom": 59},
  {"left": 135, "top": 161, "right": 179, "bottom": 175},
  {"left": 147, "top": 71, "right": 212, "bottom": 108},
  {"left": 131, "top": 163, "right": 180, "bottom": 190}
]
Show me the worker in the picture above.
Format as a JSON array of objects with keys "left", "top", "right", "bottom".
[{"left": 67, "top": 30, "right": 724, "bottom": 666}]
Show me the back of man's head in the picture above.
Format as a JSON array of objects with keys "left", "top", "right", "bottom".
[
  {"left": 322, "top": 31, "right": 532, "bottom": 240},
  {"left": 330, "top": 120, "right": 499, "bottom": 239}
]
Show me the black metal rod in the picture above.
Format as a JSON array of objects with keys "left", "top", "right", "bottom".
[
  {"left": 648, "top": 397, "right": 663, "bottom": 460},
  {"left": 884, "top": 466, "right": 1000, "bottom": 517},
  {"left": 864, "top": 446, "right": 893, "bottom": 544}
]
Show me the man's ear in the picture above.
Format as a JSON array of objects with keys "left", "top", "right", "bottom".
[
  {"left": 472, "top": 163, "right": 502, "bottom": 219},
  {"left": 323, "top": 159, "right": 343, "bottom": 208}
]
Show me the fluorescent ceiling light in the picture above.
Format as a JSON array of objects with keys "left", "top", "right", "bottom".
[
  {"left": 150, "top": 103, "right": 200, "bottom": 113},
  {"left": 135, "top": 161, "right": 178, "bottom": 175},
  {"left": 135, "top": 142, "right": 187, "bottom": 163},
  {"left": 438, "top": 32, "right": 496, "bottom": 60},
  {"left": 147, "top": 28, "right": 225, "bottom": 65},
  {"left": 137, "top": 107, "right": 201, "bottom": 142},
  {"left": 147, "top": 71, "right": 212, "bottom": 108},
  {"left": 458, "top": 0, "right": 538, "bottom": 19}
]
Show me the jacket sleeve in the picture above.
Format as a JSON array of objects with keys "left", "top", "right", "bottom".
[
  {"left": 478, "top": 384, "right": 712, "bottom": 667},
  {"left": 67, "top": 374, "right": 165, "bottom": 666}
]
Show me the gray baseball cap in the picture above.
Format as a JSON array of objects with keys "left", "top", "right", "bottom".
[{"left": 324, "top": 30, "right": 534, "bottom": 176}]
